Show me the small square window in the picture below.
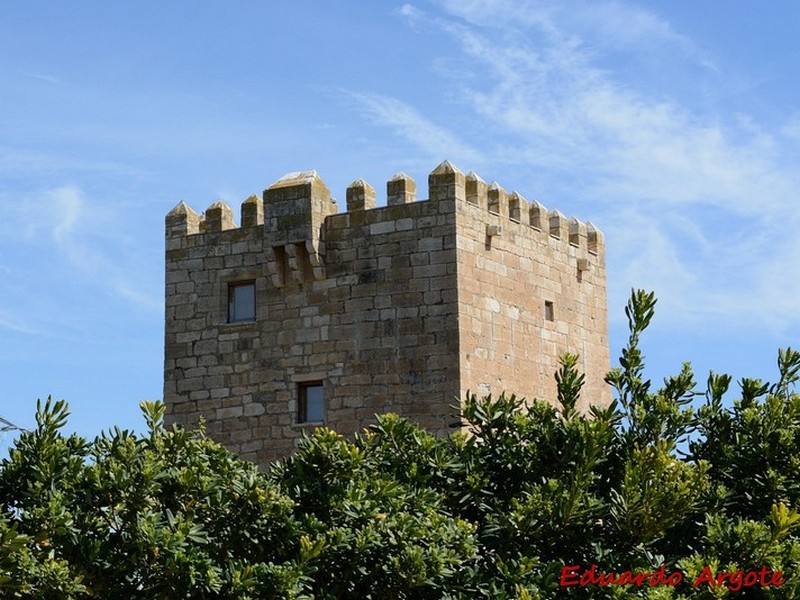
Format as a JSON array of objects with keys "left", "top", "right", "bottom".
[
  {"left": 298, "top": 382, "right": 324, "bottom": 424},
  {"left": 228, "top": 281, "right": 255, "bottom": 323},
  {"left": 544, "top": 300, "right": 555, "bottom": 322}
]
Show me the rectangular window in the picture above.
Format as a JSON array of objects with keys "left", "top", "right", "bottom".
[
  {"left": 544, "top": 300, "right": 555, "bottom": 322},
  {"left": 298, "top": 382, "right": 324, "bottom": 424},
  {"left": 228, "top": 281, "right": 256, "bottom": 323}
]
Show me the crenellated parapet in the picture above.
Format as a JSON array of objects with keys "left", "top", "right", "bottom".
[
  {"left": 508, "top": 191, "right": 524, "bottom": 223},
  {"left": 487, "top": 181, "right": 506, "bottom": 217},
  {"left": 205, "top": 200, "right": 235, "bottom": 232},
  {"left": 165, "top": 160, "right": 604, "bottom": 278},
  {"left": 465, "top": 172, "right": 487, "bottom": 209},
  {"left": 165, "top": 201, "right": 203, "bottom": 237},
  {"left": 165, "top": 197, "right": 258, "bottom": 239},
  {"left": 387, "top": 172, "right": 416, "bottom": 205},
  {"left": 263, "top": 170, "right": 337, "bottom": 283},
  {"left": 165, "top": 171, "right": 337, "bottom": 284},
  {"left": 241, "top": 194, "right": 263, "bottom": 228},
  {"left": 425, "top": 161, "right": 604, "bottom": 258},
  {"left": 428, "top": 159, "right": 466, "bottom": 203},
  {"left": 437, "top": 162, "right": 604, "bottom": 257},
  {"left": 346, "top": 179, "right": 376, "bottom": 212}
]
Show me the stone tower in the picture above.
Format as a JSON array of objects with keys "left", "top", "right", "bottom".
[{"left": 164, "top": 161, "right": 610, "bottom": 465}]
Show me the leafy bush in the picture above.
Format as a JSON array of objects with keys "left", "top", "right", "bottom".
[
  {"left": 2, "top": 290, "right": 799, "bottom": 598},
  {"left": 0, "top": 401, "right": 305, "bottom": 599}
]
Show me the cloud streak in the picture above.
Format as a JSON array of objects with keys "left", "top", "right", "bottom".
[
  {"left": 52, "top": 185, "right": 83, "bottom": 243},
  {"left": 0, "top": 185, "right": 162, "bottom": 321},
  {"left": 0, "top": 146, "right": 143, "bottom": 178},
  {"left": 343, "top": 91, "right": 484, "bottom": 165},
  {"left": 383, "top": 0, "right": 800, "bottom": 331},
  {"left": 26, "top": 72, "right": 60, "bottom": 84}
]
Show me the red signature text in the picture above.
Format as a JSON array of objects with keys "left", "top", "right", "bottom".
[{"left": 560, "top": 564, "right": 786, "bottom": 591}]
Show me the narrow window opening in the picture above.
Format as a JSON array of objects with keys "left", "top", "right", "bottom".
[
  {"left": 228, "top": 281, "right": 256, "bottom": 323},
  {"left": 544, "top": 300, "right": 555, "bottom": 322},
  {"left": 298, "top": 381, "right": 324, "bottom": 424}
]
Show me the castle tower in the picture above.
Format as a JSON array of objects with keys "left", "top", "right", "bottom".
[{"left": 164, "top": 161, "right": 610, "bottom": 465}]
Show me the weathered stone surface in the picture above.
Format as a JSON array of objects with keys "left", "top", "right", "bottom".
[
  {"left": 164, "top": 162, "right": 610, "bottom": 467},
  {"left": 387, "top": 172, "right": 417, "bottom": 206}
]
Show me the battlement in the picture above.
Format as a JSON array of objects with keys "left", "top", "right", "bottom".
[
  {"left": 164, "top": 161, "right": 610, "bottom": 465},
  {"left": 166, "top": 160, "right": 604, "bottom": 260}
]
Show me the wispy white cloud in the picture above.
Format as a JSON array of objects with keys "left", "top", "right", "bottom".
[
  {"left": 0, "top": 146, "right": 143, "bottom": 178},
  {"left": 397, "top": 3, "right": 425, "bottom": 24},
  {"left": 603, "top": 213, "right": 698, "bottom": 320},
  {"left": 0, "top": 310, "right": 45, "bottom": 336},
  {"left": 343, "top": 91, "right": 484, "bottom": 165},
  {"left": 437, "top": 0, "right": 713, "bottom": 68},
  {"left": 780, "top": 115, "right": 800, "bottom": 140},
  {"left": 572, "top": 2, "right": 687, "bottom": 47},
  {"left": 430, "top": 17, "right": 792, "bottom": 212},
  {"left": 26, "top": 72, "right": 60, "bottom": 84},
  {"left": 395, "top": 0, "right": 800, "bottom": 332},
  {"left": 0, "top": 186, "right": 162, "bottom": 316},
  {"left": 52, "top": 185, "right": 83, "bottom": 243}
]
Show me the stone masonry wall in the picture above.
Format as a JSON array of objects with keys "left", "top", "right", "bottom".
[
  {"left": 165, "top": 168, "right": 463, "bottom": 465},
  {"left": 453, "top": 173, "right": 610, "bottom": 410},
  {"left": 164, "top": 161, "right": 610, "bottom": 466}
]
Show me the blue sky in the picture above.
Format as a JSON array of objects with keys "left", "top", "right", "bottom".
[{"left": 2, "top": 1, "right": 799, "bottom": 450}]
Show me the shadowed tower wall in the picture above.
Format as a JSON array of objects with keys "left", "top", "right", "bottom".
[{"left": 164, "top": 161, "right": 610, "bottom": 465}]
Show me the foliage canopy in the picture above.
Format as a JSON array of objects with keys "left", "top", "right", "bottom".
[{"left": 2, "top": 290, "right": 800, "bottom": 598}]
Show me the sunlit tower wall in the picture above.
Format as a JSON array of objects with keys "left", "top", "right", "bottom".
[{"left": 164, "top": 161, "right": 610, "bottom": 465}]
